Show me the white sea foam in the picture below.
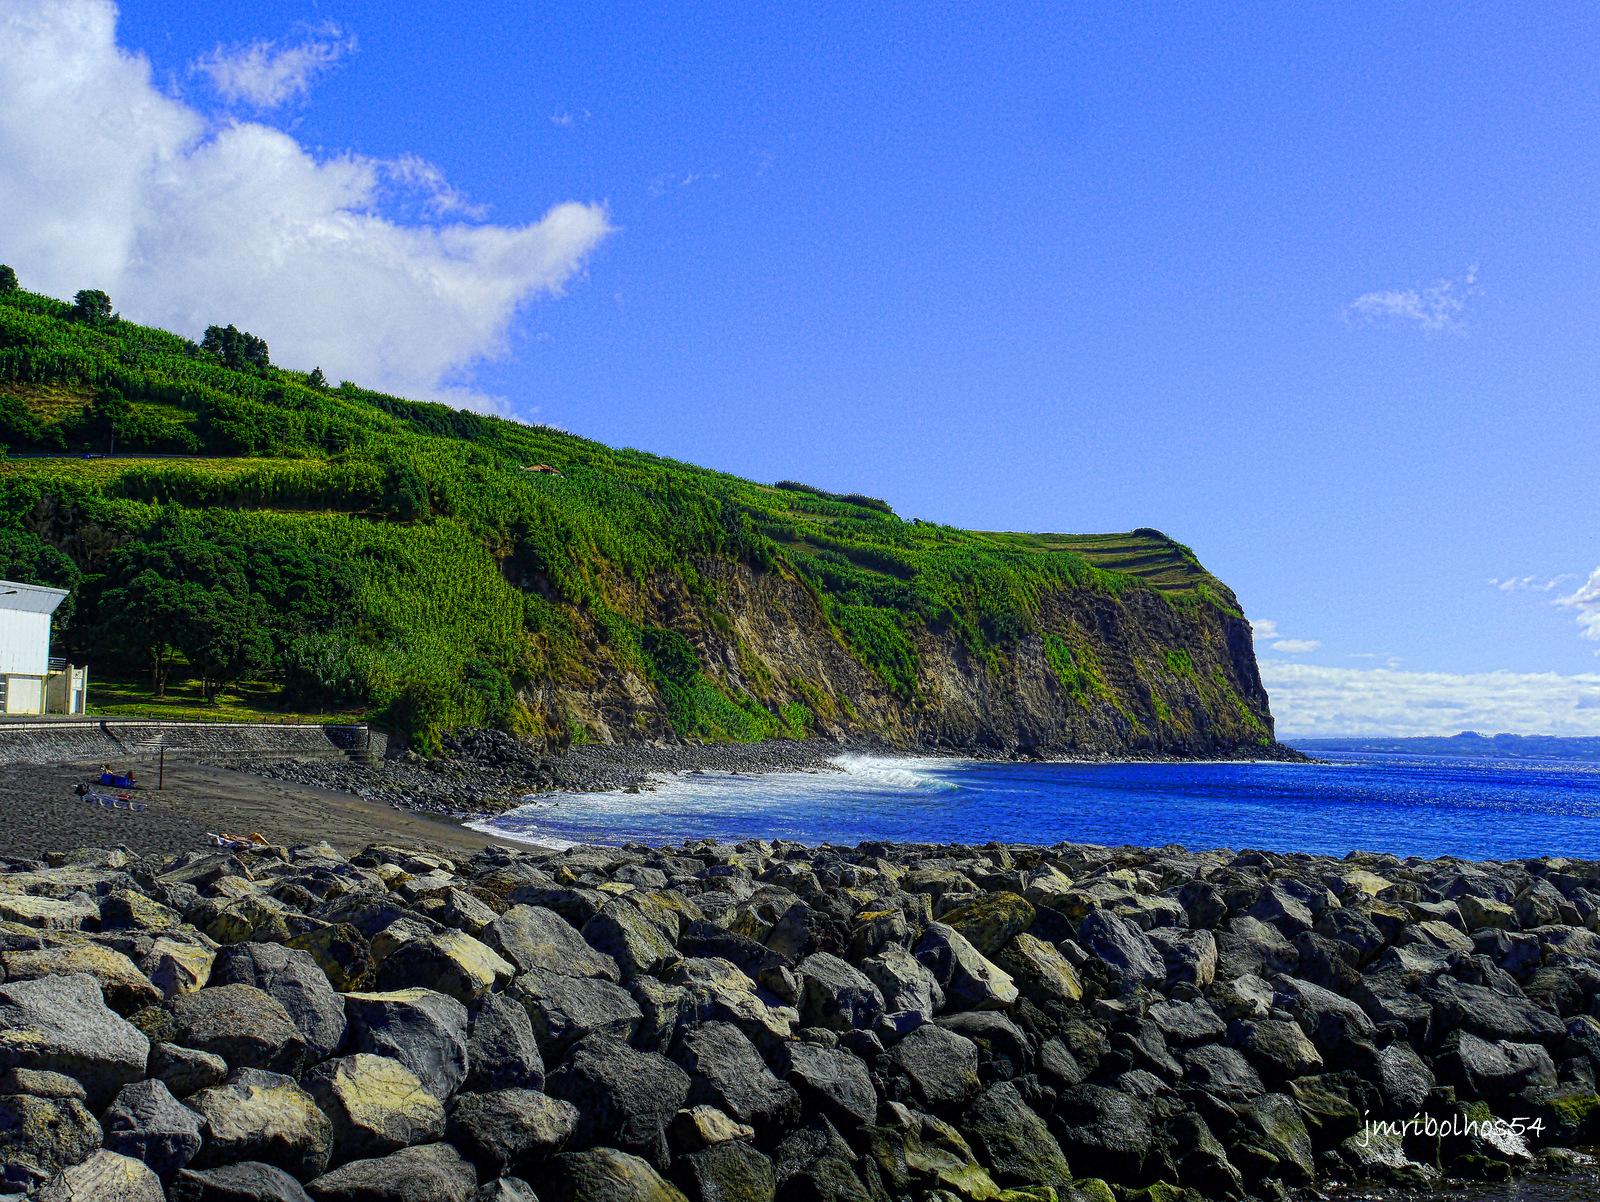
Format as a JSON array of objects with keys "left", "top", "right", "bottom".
[{"left": 466, "top": 753, "right": 964, "bottom": 847}]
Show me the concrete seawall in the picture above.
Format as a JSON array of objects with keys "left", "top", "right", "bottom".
[{"left": 0, "top": 719, "right": 383, "bottom": 766}]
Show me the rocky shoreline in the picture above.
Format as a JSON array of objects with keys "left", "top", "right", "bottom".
[
  {"left": 216, "top": 731, "right": 1310, "bottom": 823},
  {"left": 1, "top": 835, "right": 1598, "bottom": 1200}
]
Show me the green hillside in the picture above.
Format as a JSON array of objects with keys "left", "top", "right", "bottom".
[{"left": 0, "top": 274, "right": 1269, "bottom": 753}]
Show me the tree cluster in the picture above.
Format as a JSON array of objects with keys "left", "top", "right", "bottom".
[{"left": 201, "top": 324, "right": 271, "bottom": 372}]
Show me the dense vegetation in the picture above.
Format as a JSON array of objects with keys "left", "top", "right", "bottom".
[{"left": 0, "top": 270, "right": 1257, "bottom": 750}]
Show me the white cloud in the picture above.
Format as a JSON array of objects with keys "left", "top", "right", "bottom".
[
  {"left": 0, "top": 1, "right": 611, "bottom": 410},
  {"left": 193, "top": 22, "right": 355, "bottom": 109},
  {"left": 1491, "top": 574, "right": 1577, "bottom": 593},
  {"left": 1271, "top": 639, "right": 1322, "bottom": 654},
  {"left": 1345, "top": 263, "right": 1479, "bottom": 332},
  {"left": 1262, "top": 661, "right": 1600, "bottom": 738},
  {"left": 1556, "top": 569, "right": 1600, "bottom": 646},
  {"left": 1250, "top": 619, "right": 1280, "bottom": 641}
]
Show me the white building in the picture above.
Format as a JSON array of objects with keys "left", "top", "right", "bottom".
[{"left": 0, "top": 580, "right": 87, "bottom": 715}]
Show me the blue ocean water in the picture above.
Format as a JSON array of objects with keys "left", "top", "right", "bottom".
[{"left": 473, "top": 748, "right": 1600, "bottom": 860}]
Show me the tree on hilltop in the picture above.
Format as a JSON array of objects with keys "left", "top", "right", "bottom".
[
  {"left": 202, "top": 324, "right": 271, "bottom": 372},
  {"left": 308, "top": 366, "right": 328, "bottom": 390},
  {"left": 0, "top": 266, "right": 16, "bottom": 293},
  {"left": 71, "top": 289, "right": 113, "bottom": 323}
]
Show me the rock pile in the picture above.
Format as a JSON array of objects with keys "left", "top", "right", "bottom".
[{"left": 1, "top": 837, "right": 1598, "bottom": 1201}]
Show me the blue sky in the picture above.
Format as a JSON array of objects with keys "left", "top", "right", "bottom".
[{"left": 3, "top": 2, "right": 1599, "bottom": 735}]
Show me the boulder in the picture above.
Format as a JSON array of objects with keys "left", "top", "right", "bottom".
[
  {"left": 961, "top": 1080, "right": 1073, "bottom": 1191},
  {"left": 304, "top": 1054, "right": 445, "bottom": 1164},
  {"left": 465, "top": 991, "right": 545, "bottom": 1091},
  {"left": 672, "top": 1020, "right": 800, "bottom": 1129},
  {"left": 0, "top": 972, "right": 149, "bottom": 1105},
  {"left": 938, "top": 892, "right": 1036, "bottom": 956},
  {"left": 446, "top": 1088, "right": 579, "bottom": 1174},
  {"left": 169, "top": 984, "right": 307, "bottom": 1074},
  {"left": 582, "top": 903, "right": 679, "bottom": 980},
  {"left": 344, "top": 989, "right": 470, "bottom": 1100},
  {"left": 776, "top": 1041, "right": 878, "bottom": 1127},
  {"left": 303, "top": 1142, "right": 478, "bottom": 1202},
  {"left": 170, "top": 1161, "right": 315, "bottom": 1201},
  {"left": 546, "top": 1036, "right": 692, "bottom": 1168},
  {"left": 486, "top": 906, "right": 622, "bottom": 981},
  {"left": 102, "top": 1078, "right": 205, "bottom": 1178},
  {"left": 1053, "top": 1083, "right": 1151, "bottom": 1182},
  {"left": 150, "top": 1041, "right": 230, "bottom": 1098},
  {"left": 376, "top": 931, "right": 515, "bottom": 1004},
  {"left": 672, "top": 1141, "right": 776, "bottom": 1202},
  {"left": 212, "top": 943, "right": 348, "bottom": 1061},
  {"left": 885, "top": 1022, "right": 981, "bottom": 1108},
  {"left": 545, "top": 1147, "right": 691, "bottom": 1202},
  {"left": 187, "top": 1067, "right": 334, "bottom": 1180},
  {"left": 1229, "top": 1092, "right": 1315, "bottom": 1185},
  {"left": 994, "top": 932, "right": 1083, "bottom": 1003},
  {"left": 796, "top": 953, "right": 884, "bottom": 1032},
  {"left": 1146, "top": 927, "right": 1217, "bottom": 988},
  {"left": 912, "top": 922, "right": 1018, "bottom": 1011},
  {"left": 1077, "top": 910, "right": 1164, "bottom": 989},
  {"left": 1, "top": 943, "right": 161, "bottom": 1015},
  {"left": 860, "top": 946, "right": 943, "bottom": 1024},
  {"left": 0, "top": 1090, "right": 102, "bottom": 1188},
  {"left": 509, "top": 969, "right": 642, "bottom": 1053},
  {"left": 36, "top": 1150, "right": 165, "bottom": 1202}
]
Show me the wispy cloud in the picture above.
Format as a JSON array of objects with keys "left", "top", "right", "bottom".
[
  {"left": 1490, "top": 573, "right": 1578, "bottom": 593},
  {"left": 0, "top": 1, "right": 611, "bottom": 410},
  {"left": 193, "top": 21, "right": 355, "bottom": 109},
  {"left": 1253, "top": 619, "right": 1322, "bottom": 655},
  {"left": 1344, "top": 263, "right": 1479, "bottom": 332},
  {"left": 1263, "top": 661, "right": 1600, "bottom": 738},
  {"left": 1556, "top": 569, "right": 1600, "bottom": 646},
  {"left": 649, "top": 170, "right": 721, "bottom": 198},
  {"left": 550, "top": 109, "right": 591, "bottom": 128}
]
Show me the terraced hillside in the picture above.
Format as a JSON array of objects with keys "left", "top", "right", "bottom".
[{"left": 0, "top": 276, "right": 1275, "bottom": 754}]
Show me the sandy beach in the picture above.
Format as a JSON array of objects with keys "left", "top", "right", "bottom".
[{"left": 0, "top": 757, "right": 501, "bottom": 861}]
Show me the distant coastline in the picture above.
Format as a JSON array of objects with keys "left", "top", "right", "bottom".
[{"left": 1292, "top": 730, "right": 1600, "bottom": 762}]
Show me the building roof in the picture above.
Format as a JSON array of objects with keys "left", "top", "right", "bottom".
[{"left": 0, "top": 580, "right": 68, "bottom": 615}]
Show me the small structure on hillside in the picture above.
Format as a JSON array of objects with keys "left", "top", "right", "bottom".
[
  {"left": 522, "top": 464, "right": 564, "bottom": 475},
  {"left": 0, "top": 580, "right": 87, "bottom": 715}
]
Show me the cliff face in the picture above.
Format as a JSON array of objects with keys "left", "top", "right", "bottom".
[{"left": 527, "top": 550, "right": 1275, "bottom": 758}]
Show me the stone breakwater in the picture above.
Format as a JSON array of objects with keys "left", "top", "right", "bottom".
[{"left": 1, "top": 841, "right": 1599, "bottom": 1202}]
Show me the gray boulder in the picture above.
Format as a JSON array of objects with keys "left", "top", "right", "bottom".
[
  {"left": 485, "top": 906, "right": 621, "bottom": 981},
  {"left": 962, "top": 1081, "right": 1073, "bottom": 1191},
  {"left": 0, "top": 1090, "right": 102, "bottom": 1189},
  {"left": 303, "top": 1142, "right": 478, "bottom": 1202},
  {"left": 912, "top": 922, "right": 1018, "bottom": 1011},
  {"left": 581, "top": 902, "right": 678, "bottom": 980},
  {"left": 796, "top": 953, "right": 884, "bottom": 1032},
  {"left": 169, "top": 984, "right": 307, "bottom": 1074},
  {"left": 776, "top": 1042, "right": 878, "bottom": 1127},
  {"left": 303, "top": 1054, "right": 445, "bottom": 1164},
  {"left": 446, "top": 1088, "right": 578, "bottom": 1174},
  {"left": 169, "top": 1160, "right": 314, "bottom": 1201},
  {"left": 187, "top": 1067, "right": 334, "bottom": 1180},
  {"left": 37, "top": 1151, "right": 165, "bottom": 1202},
  {"left": 672, "top": 1020, "right": 800, "bottom": 1129},
  {"left": 509, "top": 969, "right": 642, "bottom": 1054},
  {"left": 150, "top": 1042, "right": 230, "bottom": 1098},
  {"left": 0, "top": 972, "right": 149, "bottom": 1105},
  {"left": 103, "top": 1078, "right": 205, "bottom": 1178},
  {"left": 344, "top": 989, "right": 470, "bottom": 1100},
  {"left": 672, "top": 1141, "right": 776, "bottom": 1202},
  {"left": 545, "top": 1035, "right": 691, "bottom": 1168},
  {"left": 212, "top": 943, "right": 348, "bottom": 1061},
  {"left": 885, "top": 1022, "right": 980, "bottom": 1108},
  {"left": 545, "top": 1147, "right": 691, "bottom": 1202},
  {"left": 465, "top": 992, "right": 545, "bottom": 1091},
  {"left": 1077, "top": 909, "right": 1164, "bottom": 989}
]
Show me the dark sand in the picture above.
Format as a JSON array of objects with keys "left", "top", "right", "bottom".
[{"left": 0, "top": 758, "right": 502, "bottom": 861}]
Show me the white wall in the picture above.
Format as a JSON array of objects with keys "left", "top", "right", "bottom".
[
  {"left": 6, "top": 676, "right": 43, "bottom": 715},
  {"left": 0, "top": 609, "right": 50, "bottom": 676}
]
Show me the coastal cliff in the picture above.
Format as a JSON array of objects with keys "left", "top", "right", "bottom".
[{"left": 0, "top": 283, "right": 1277, "bottom": 757}]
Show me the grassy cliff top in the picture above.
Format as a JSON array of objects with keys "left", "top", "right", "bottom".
[{"left": 0, "top": 281, "right": 1241, "bottom": 743}]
